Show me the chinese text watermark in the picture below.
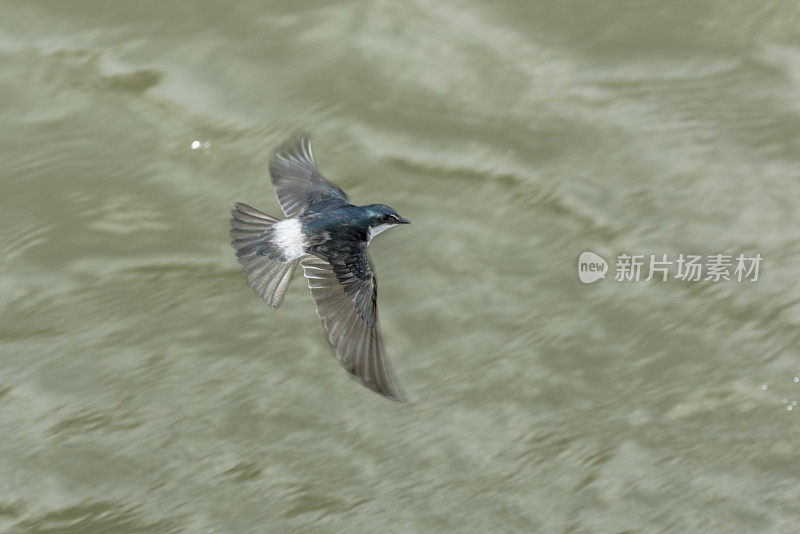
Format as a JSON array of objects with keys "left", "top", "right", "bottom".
[{"left": 578, "top": 252, "right": 762, "bottom": 284}]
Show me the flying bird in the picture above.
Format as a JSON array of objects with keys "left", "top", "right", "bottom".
[{"left": 230, "top": 135, "right": 410, "bottom": 402}]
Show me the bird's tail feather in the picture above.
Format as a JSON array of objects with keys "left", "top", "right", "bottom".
[{"left": 230, "top": 202, "right": 297, "bottom": 309}]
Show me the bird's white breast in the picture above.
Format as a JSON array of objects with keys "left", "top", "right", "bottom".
[
  {"left": 367, "top": 223, "right": 395, "bottom": 245},
  {"left": 273, "top": 218, "right": 307, "bottom": 260}
]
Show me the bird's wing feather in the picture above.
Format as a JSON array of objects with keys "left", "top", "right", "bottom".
[
  {"left": 301, "top": 251, "right": 406, "bottom": 402},
  {"left": 268, "top": 135, "right": 348, "bottom": 217}
]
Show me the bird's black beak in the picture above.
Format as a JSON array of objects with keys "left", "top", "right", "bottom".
[{"left": 397, "top": 216, "right": 411, "bottom": 224}]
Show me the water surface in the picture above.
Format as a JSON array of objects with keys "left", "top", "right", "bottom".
[{"left": 2, "top": 1, "right": 800, "bottom": 532}]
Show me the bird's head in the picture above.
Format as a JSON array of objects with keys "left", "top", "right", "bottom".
[{"left": 365, "top": 204, "right": 410, "bottom": 242}]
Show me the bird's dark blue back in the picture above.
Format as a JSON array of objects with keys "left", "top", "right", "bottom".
[{"left": 302, "top": 202, "right": 373, "bottom": 244}]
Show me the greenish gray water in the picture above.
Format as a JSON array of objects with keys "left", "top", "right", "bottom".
[{"left": 2, "top": 1, "right": 800, "bottom": 532}]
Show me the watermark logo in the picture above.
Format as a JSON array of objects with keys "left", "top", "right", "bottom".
[
  {"left": 578, "top": 251, "right": 609, "bottom": 284},
  {"left": 579, "top": 252, "right": 762, "bottom": 283}
]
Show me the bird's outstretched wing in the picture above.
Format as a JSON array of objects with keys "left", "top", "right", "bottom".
[
  {"left": 301, "top": 250, "right": 406, "bottom": 402},
  {"left": 268, "top": 135, "right": 349, "bottom": 217}
]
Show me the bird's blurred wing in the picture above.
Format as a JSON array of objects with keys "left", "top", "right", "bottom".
[
  {"left": 301, "top": 252, "right": 406, "bottom": 402},
  {"left": 269, "top": 135, "right": 349, "bottom": 217}
]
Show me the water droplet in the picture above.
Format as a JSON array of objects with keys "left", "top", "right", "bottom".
[
  {"left": 191, "top": 140, "right": 201, "bottom": 149},
  {"left": 761, "top": 384, "right": 768, "bottom": 391},
  {"left": 794, "top": 377, "right": 799, "bottom": 383},
  {"left": 788, "top": 405, "right": 793, "bottom": 411},
  {"left": 793, "top": 401, "right": 797, "bottom": 407}
]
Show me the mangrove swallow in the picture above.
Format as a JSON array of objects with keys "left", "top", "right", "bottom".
[{"left": 230, "top": 135, "right": 411, "bottom": 402}]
